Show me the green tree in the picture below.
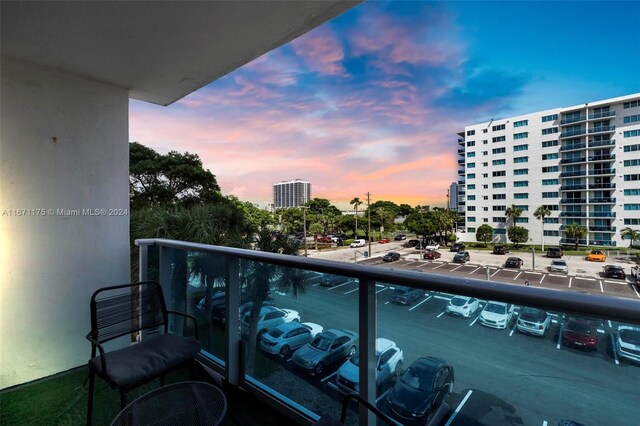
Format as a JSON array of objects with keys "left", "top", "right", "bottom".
[
  {"left": 404, "top": 210, "right": 435, "bottom": 239},
  {"left": 350, "top": 197, "right": 363, "bottom": 237},
  {"left": 476, "top": 224, "right": 493, "bottom": 246},
  {"left": 564, "top": 223, "right": 587, "bottom": 250},
  {"left": 534, "top": 206, "right": 552, "bottom": 251},
  {"left": 305, "top": 198, "right": 341, "bottom": 216},
  {"left": 129, "top": 142, "right": 221, "bottom": 209},
  {"left": 505, "top": 204, "right": 523, "bottom": 229},
  {"left": 278, "top": 207, "right": 304, "bottom": 234},
  {"left": 508, "top": 226, "right": 529, "bottom": 248},
  {"left": 620, "top": 227, "right": 640, "bottom": 248},
  {"left": 398, "top": 204, "right": 414, "bottom": 217}
]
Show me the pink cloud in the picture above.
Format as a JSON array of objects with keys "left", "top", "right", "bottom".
[{"left": 291, "top": 26, "right": 348, "bottom": 77}]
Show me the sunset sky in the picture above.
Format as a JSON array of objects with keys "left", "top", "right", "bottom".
[{"left": 129, "top": 1, "right": 640, "bottom": 210}]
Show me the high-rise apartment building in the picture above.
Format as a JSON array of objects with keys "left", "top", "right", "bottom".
[
  {"left": 273, "top": 179, "right": 311, "bottom": 209},
  {"left": 457, "top": 93, "right": 640, "bottom": 247},
  {"left": 449, "top": 182, "right": 465, "bottom": 213}
]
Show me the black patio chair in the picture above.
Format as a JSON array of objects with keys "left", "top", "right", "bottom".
[{"left": 86, "top": 281, "right": 201, "bottom": 426}]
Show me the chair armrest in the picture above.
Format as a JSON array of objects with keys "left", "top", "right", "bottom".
[
  {"left": 86, "top": 333, "right": 108, "bottom": 374},
  {"left": 166, "top": 311, "right": 200, "bottom": 340}
]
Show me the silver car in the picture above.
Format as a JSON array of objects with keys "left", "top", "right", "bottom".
[
  {"left": 336, "top": 338, "right": 404, "bottom": 393},
  {"left": 549, "top": 259, "right": 568, "bottom": 273},
  {"left": 260, "top": 322, "right": 323, "bottom": 357}
]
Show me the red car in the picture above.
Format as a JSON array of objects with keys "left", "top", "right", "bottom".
[
  {"left": 423, "top": 250, "right": 441, "bottom": 260},
  {"left": 378, "top": 238, "right": 391, "bottom": 244},
  {"left": 563, "top": 317, "right": 597, "bottom": 350},
  {"left": 317, "top": 237, "right": 332, "bottom": 243}
]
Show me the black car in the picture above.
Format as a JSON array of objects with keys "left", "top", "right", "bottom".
[
  {"left": 292, "top": 329, "right": 359, "bottom": 375},
  {"left": 394, "top": 234, "right": 407, "bottom": 241},
  {"left": 391, "top": 286, "right": 423, "bottom": 305},
  {"left": 603, "top": 265, "right": 626, "bottom": 279},
  {"left": 320, "top": 274, "right": 352, "bottom": 287},
  {"left": 450, "top": 243, "right": 465, "bottom": 252},
  {"left": 493, "top": 245, "right": 509, "bottom": 255},
  {"left": 547, "top": 247, "right": 563, "bottom": 258},
  {"left": 505, "top": 257, "right": 524, "bottom": 268},
  {"left": 383, "top": 252, "right": 401, "bottom": 262},
  {"left": 452, "top": 251, "right": 470, "bottom": 263},
  {"left": 403, "top": 239, "right": 421, "bottom": 248},
  {"left": 387, "top": 357, "right": 454, "bottom": 422},
  {"left": 197, "top": 291, "right": 273, "bottom": 324}
]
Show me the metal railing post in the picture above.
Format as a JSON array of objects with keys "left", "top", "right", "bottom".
[
  {"left": 225, "top": 256, "right": 242, "bottom": 386},
  {"left": 138, "top": 243, "right": 149, "bottom": 282},
  {"left": 358, "top": 277, "right": 377, "bottom": 425}
]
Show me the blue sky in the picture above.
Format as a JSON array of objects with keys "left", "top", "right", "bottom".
[{"left": 130, "top": 1, "right": 640, "bottom": 208}]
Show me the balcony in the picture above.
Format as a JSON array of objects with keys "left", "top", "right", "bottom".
[
  {"left": 560, "top": 157, "right": 586, "bottom": 165},
  {"left": 589, "top": 226, "right": 616, "bottom": 232},
  {"left": 458, "top": 168, "right": 465, "bottom": 175},
  {"left": 458, "top": 148, "right": 465, "bottom": 155},
  {"left": 589, "top": 111, "right": 616, "bottom": 120},
  {"left": 589, "top": 183, "right": 615, "bottom": 189},
  {"left": 590, "top": 197, "right": 616, "bottom": 203},
  {"left": 589, "top": 125, "right": 616, "bottom": 135},
  {"left": 559, "top": 185, "right": 585, "bottom": 191},
  {"left": 560, "top": 129, "right": 586, "bottom": 138},
  {"left": 588, "top": 154, "right": 615, "bottom": 162},
  {"left": 458, "top": 180, "right": 465, "bottom": 185},
  {"left": 458, "top": 138, "right": 465, "bottom": 145},
  {"left": 560, "top": 142, "right": 587, "bottom": 151},
  {"left": 560, "top": 115, "right": 587, "bottom": 125},
  {"left": 458, "top": 158, "right": 465, "bottom": 164},
  {"left": 560, "top": 198, "right": 586, "bottom": 204},
  {"left": 590, "top": 212, "right": 616, "bottom": 217},
  {"left": 590, "top": 168, "right": 615, "bottom": 176},
  {"left": 588, "top": 139, "right": 615, "bottom": 148},
  {"left": 559, "top": 238, "right": 588, "bottom": 246},
  {"left": 559, "top": 170, "right": 586, "bottom": 177},
  {"left": 559, "top": 211, "right": 586, "bottom": 217}
]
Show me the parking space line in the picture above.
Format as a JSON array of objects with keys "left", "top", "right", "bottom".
[
  {"left": 327, "top": 280, "right": 355, "bottom": 291},
  {"left": 444, "top": 390, "right": 473, "bottom": 426},
  {"left": 375, "top": 283, "right": 385, "bottom": 288},
  {"left": 433, "top": 295, "right": 452, "bottom": 301},
  {"left": 409, "top": 296, "right": 432, "bottom": 311},
  {"left": 320, "top": 371, "right": 338, "bottom": 382},
  {"left": 597, "top": 329, "right": 605, "bottom": 334},
  {"left": 543, "top": 421, "right": 548, "bottom": 426},
  {"left": 376, "top": 387, "right": 392, "bottom": 403},
  {"left": 432, "top": 263, "right": 446, "bottom": 270},
  {"left": 491, "top": 269, "right": 501, "bottom": 277},
  {"left": 611, "top": 334, "right": 620, "bottom": 366},
  {"left": 549, "top": 274, "right": 566, "bottom": 278},
  {"left": 568, "top": 277, "right": 572, "bottom": 288},
  {"left": 509, "top": 322, "right": 518, "bottom": 336},
  {"left": 633, "top": 285, "right": 640, "bottom": 298},
  {"left": 579, "top": 277, "right": 596, "bottom": 281},
  {"left": 344, "top": 287, "right": 359, "bottom": 295},
  {"left": 599, "top": 280, "right": 604, "bottom": 293},
  {"left": 514, "top": 271, "right": 522, "bottom": 281},
  {"left": 608, "top": 320, "right": 612, "bottom": 328},
  {"left": 376, "top": 287, "right": 388, "bottom": 295},
  {"left": 451, "top": 265, "right": 463, "bottom": 271},
  {"left": 384, "top": 301, "right": 391, "bottom": 305},
  {"left": 469, "top": 267, "right": 481, "bottom": 274},
  {"left": 604, "top": 280, "right": 628, "bottom": 285},
  {"left": 437, "top": 311, "right": 447, "bottom": 318},
  {"left": 313, "top": 282, "right": 323, "bottom": 287},
  {"left": 539, "top": 275, "right": 546, "bottom": 284},
  {"left": 557, "top": 324, "right": 563, "bottom": 349},
  {"left": 469, "top": 316, "right": 479, "bottom": 326}
]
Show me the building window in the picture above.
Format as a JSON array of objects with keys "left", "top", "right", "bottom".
[
  {"left": 542, "top": 192, "right": 559, "bottom": 198},
  {"left": 515, "top": 217, "right": 528, "bottom": 223},
  {"left": 468, "top": 173, "right": 476, "bottom": 179},
  {"left": 493, "top": 205, "right": 506, "bottom": 211},
  {"left": 467, "top": 184, "right": 475, "bottom": 190},
  {"left": 484, "top": 218, "right": 489, "bottom": 222},
  {"left": 482, "top": 151, "right": 489, "bottom": 155},
  {"left": 624, "top": 115, "right": 640, "bottom": 123},
  {"left": 467, "top": 227, "right": 476, "bottom": 232},
  {"left": 624, "top": 189, "right": 640, "bottom": 196},
  {"left": 542, "top": 153, "right": 559, "bottom": 160},
  {"left": 514, "top": 193, "right": 528, "bottom": 199},
  {"left": 467, "top": 152, "right": 476, "bottom": 158},
  {"left": 492, "top": 147, "right": 506, "bottom": 154},
  {"left": 543, "top": 230, "right": 560, "bottom": 236},
  {"left": 514, "top": 205, "right": 529, "bottom": 211},
  {"left": 624, "top": 204, "right": 640, "bottom": 210},
  {"left": 624, "top": 144, "right": 640, "bottom": 152},
  {"left": 467, "top": 217, "right": 476, "bottom": 222},
  {"left": 468, "top": 195, "right": 476, "bottom": 200},
  {"left": 542, "top": 114, "right": 558, "bottom": 122},
  {"left": 514, "top": 181, "right": 528, "bottom": 187},
  {"left": 468, "top": 206, "right": 476, "bottom": 211},
  {"left": 542, "top": 166, "right": 559, "bottom": 173},
  {"left": 493, "top": 171, "right": 506, "bottom": 177},
  {"left": 513, "top": 120, "right": 528, "bottom": 127},
  {"left": 492, "top": 159, "right": 506, "bottom": 166},
  {"left": 513, "top": 144, "right": 528, "bottom": 151},
  {"left": 482, "top": 162, "right": 489, "bottom": 167},
  {"left": 483, "top": 196, "right": 489, "bottom": 200},
  {"left": 624, "top": 159, "right": 640, "bottom": 167},
  {"left": 492, "top": 124, "right": 506, "bottom": 131},
  {"left": 624, "top": 219, "right": 640, "bottom": 225},
  {"left": 543, "top": 205, "right": 559, "bottom": 211},
  {"left": 624, "top": 174, "right": 640, "bottom": 181},
  {"left": 624, "top": 130, "right": 640, "bottom": 138},
  {"left": 542, "top": 179, "right": 559, "bottom": 185},
  {"left": 467, "top": 141, "right": 475, "bottom": 147},
  {"left": 492, "top": 136, "right": 506, "bottom": 143},
  {"left": 514, "top": 132, "right": 529, "bottom": 139},
  {"left": 468, "top": 162, "right": 476, "bottom": 168},
  {"left": 623, "top": 100, "right": 640, "bottom": 109},
  {"left": 494, "top": 228, "right": 506, "bottom": 234},
  {"left": 493, "top": 182, "right": 506, "bottom": 188},
  {"left": 483, "top": 173, "right": 489, "bottom": 178},
  {"left": 542, "top": 140, "right": 559, "bottom": 148},
  {"left": 467, "top": 130, "right": 475, "bottom": 136},
  {"left": 514, "top": 168, "right": 529, "bottom": 175},
  {"left": 493, "top": 194, "right": 506, "bottom": 200},
  {"left": 483, "top": 129, "right": 488, "bottom": 133},
  {"left": 493, "top": 217, "right": 506, "bottom": 223},
  {"left": 514, "top": 156, "right": 528, "bottom": 163},
  {"left": 544, "top": 217, "right": 559, "bottom": 223},
  {"left": 542, "top": 127, "right": 559, "bottom": 135}
]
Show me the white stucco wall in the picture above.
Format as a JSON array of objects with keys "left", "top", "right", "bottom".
[{"left": 0, "top": 57, "right": 130, "bottom": 388}]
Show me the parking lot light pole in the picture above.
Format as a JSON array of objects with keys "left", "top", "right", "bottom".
[
  {"left": 532, "top": 247, "right": 535, "bottom": 272},
  {"left": 301, "top": 206, "right": 309, "bottom": 257}
]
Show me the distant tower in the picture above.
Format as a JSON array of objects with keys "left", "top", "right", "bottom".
[
  {"left": 273, "top": 179, "right": 311, "bottom": 209},
  {"left": 449, "top": 182, "right": 459, "bottom": 210}
]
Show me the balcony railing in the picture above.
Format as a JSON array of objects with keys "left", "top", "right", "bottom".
[
  {"left": 560, "top": 143, "right": 586, "bottom": 151},
  {"left": 590, "top": 212, "right": 616, "bottom": 217},
  {"left": 560, "top": 211, "right": 586, "bottom": 217},
  {"left": 458, "top": 138, "right": 465, "bottom": 144},
  {"left": 560, "top": 157, "right": 586, "bottom": 165},
  {"left": 589, "top": 111, "right": 616, "bottom": 120},
  {"left": 589, "top": 183, "right": 615, "bottom": 189},
  {"left": 588, "top": 154, "right": 615, "bottom": 162},
  {"left": 458, "top": 148, "right": 465, "bottom": 155},
  {"left": 560, "top": 129, "right": 586, "bottom": 138},
  {"left": 590, "top": 197, "right": 616, "bottom": 203},
  {"left": 590, "top": 168, "right": 615, "bottom": 175},
  {"left": 560, "top": 115, "right": 586, "bottom": 125},
  {"left": 559, "top": 185, "right": 586, "bottom": 191},
  {"left": 589, "top": 226, "right": 616, "bottom": 232},
  {"left": 458, "top": 180, "right": 465, "bottom": 185},
  {"left": 560, "top": 199, "right": 586, "bottom": 204},
  {"left": 458, "top": 168, "right": 465, "bottom": 175},
  {"left": 560, "top": 171, "right": 586, "bottom": 177},
  {"left": 589, "top": 125, "right": 615, "bottom": 134},
  {"left": 458, "top": 159, "right": 465, "bottom": 164},
  {"left": 136, "top": 238, "right": 639, "bottom": 426},
  {"left": 560, "top": 238, "right": 588, "bottom": 245},
  {"left": 588, "top": 139, "right": 615, "bottom": 148}
]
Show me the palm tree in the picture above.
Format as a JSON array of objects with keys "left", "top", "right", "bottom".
[
  {"left": 534, "top": 206, "right": 552, "bottom": 251},
  {"left": 505, "top": 204, "right": 523, "bottom": 228},
  {"left": 564, "top": 223, "right": 587, "bottom": 251},
  {"left": 350, "top": 197, "right": 363, "bottom": 238},
  {"left": 620, "top": 227, "right": 640, "bottom": 248}
]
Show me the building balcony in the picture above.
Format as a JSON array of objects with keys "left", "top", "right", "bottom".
[
  {"left": 560, "top": 171, "right": 586, "bottom": 178},
  {"left": 458, "top": 180, "right": 465, "bottom": 185},
  {"left": 560, "top": 129, "right": 587, "bottom": 138},
  {"left": 590, "top": 197, "right": 616, "bottom": 203},
  {"left": 589, "top": 125, "right": 615, "bottom": 135},
  {"left": 559, "top": 238, "right": 588, "bottom": 245},
  {"left": 590, "top": 168, "right": 615, "bottom": 176},
  {"left": 588, "top": 139, "right": 615, "bottom": 148},
  {"left": 560, "top": 157, "right": 586, "bottom": 165},
  {"left": 590, "top": 212, "right": 616, "bottom": 218},
  {"left": 560, "top": 198, "right": 586, "bottom": 204},
  {"left": 588, "top": 111, "right": 616, "bottom": 120},
  {"left": 458, "top": 148, "right": 465, "bottom": 155},
  {"left": 589, "top": 183, "right": 615, "bottom": 189},
  {"left": 458, "top": 138, "right": 465, "bottom": 145},
  {"left": 559, "top": 185, "right": 586, "bottom": 191},
  {"left": 588, "top": 154, "right": 615, "bottom": 162},
  {"left": 560, "top": 115, "right": 587, "bottom": 125},
  {"left": 559, "top": 142, "right": 586, "bottom": 151},
  {"left": 458, "top": 200, "right": 466, "bottom": 206},
  {"left": 589, "top": 226, "right": 616, "bottom": 232},
  {"left": 458, "top": 158, "right": 465, "bottom": 164},
  {"left": 559, "top": 211, "right": 586, "bottom": 217},
  {"left": 458, "top": 168, "right": 465, "bottom": 175}
]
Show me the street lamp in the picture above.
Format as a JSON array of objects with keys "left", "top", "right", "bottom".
[{"left": 300, "top": 206, "right": 309, "bottom": 257}]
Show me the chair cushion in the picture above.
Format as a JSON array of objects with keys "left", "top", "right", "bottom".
[{"left": 88, "top": 334, "right": 201, "bottom": 388}]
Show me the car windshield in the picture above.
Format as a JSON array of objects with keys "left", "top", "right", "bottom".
[
  {"left": 268, "top": 328, "right": 284, "bottom": 338},
  {"left": 485, "top": 303, "right": 506, "bottom": 314},
  {"left": 394, "top": 286, "right": 409, "bottom": 295},
  {"left": 520, "top": 308, "right": 546, "bottom": 322},
  {"left": 454, "top": 253, "right": 464, "bottom": 258},
  {"left": 607, "top": 266, "right": 623, "bottom": 272},
  {"left": 401, "top": 365, "right": 436, "bottom": 392},
  {"left": 620, "top": 329, "right": 640, "bottom": 345},
  {"left": 566, "top": 321, "right": 591, "bottom": 334},
  {"left": 552, "top": 260, "right": 566, "bottom": 266},
  {"left": 309, "top": 335, "right": 332, "bottom": 351},
  {"left": 591, "top": 250, "right": 603, "bottom": 255},
  {"left": 450, "top": 297, "right": 467, "bottom": 307}
]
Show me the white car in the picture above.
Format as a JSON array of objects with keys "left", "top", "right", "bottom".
[
  {"left": 446, "top": 296, "right": 480, "bottom": 318},
  {"left": 336, "top": 338, "right": 404, "bottom": 394},
  {"left": 516, "top": 307, "right": 551, "bottom": 336},
  {"left": 478, "top": 301, "right": 515, "bottom": 330},
  {"left": 240, "top": 306, "right": 300, "bottom": 338},
  {"left": 615, "top": 326, "right": 640, "bottom": 363},
  {"left": 425, "top": 242, "right": 440, "bottom": 250},
  {"left": 260, "top": 322, "right": 323, "bottom": 356},
  {"left": 549, "top": 260, "right": 569, "bottom": 273},
  {"left": 350, "top": 239, "right": 366, "bottom": 248}
]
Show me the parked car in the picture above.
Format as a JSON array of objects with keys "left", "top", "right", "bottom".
[
  {"left": 505, "top": 257, "right": 524, "bottom": 269},
  {"left": 378, "top": 238, "right": 391, "bottom": 244},
  {"left": 387, "top": 357, "right": 454, "bottom": 422},
  {"left": 562, "top": 317, "right": 597, "bottom": 350},
  {"left": 238, "top": 299, "right": 276, "bottom": 319},
  {"left": 547, "top": 247, "right": 563, "bottom": 258},
  {"left": 450, "top": 243, "right": 465, "bottom": 252},
  {"left": 478, "top": 301, "right": 515, "bottom": 329},
  {"left": 446, "top": 296, "right": 480, "bottom": 318},
  {"left": 516, "top": 307, "right": 551, "bottom": 336},
  {"left": 336, "top": 338, "right": 404, "bottom": 394},
  {"left": 383, "top": 252, "right": 401, "bottom": 262},
  {"left": 425, "top": 242, "right": 440, "bottom": 250},
  {"left": 403, "top": 239, "right": 421, "bottom": 248},
  {"left": 260, "top": 322, "right": 323, "bottom": 357},
  {"left": 452, "top": 251, "right": 470, "bottom": 263},
  {"left": 350, "top": 239, "right": 366, "bottom": 248},
  {"left": 493, "top": 245, "right": 509, "bottom": 255},
  {"left": 586, "top": 250, "right": 606, "bottom": 262},
  {"left": 394, "top": 234, "right": 407, "bottom": 241},
  {"left": 614, "top": 325, "right": 640, "bottom": 363},
  {"left": 197, "top": 290, "right": 274, "bottom": 324},
  {"left": 423, "top": 250, "right": 441, "bottom": 260},
  {"left": 603, "top": 265, "right": 626, "bottom": 279},
  {"left": 549, "top": 259, "right": 569, "bottom": 273},
  {"left": 391, "top": 286, "right": 423, "bottom": 305},
  {"left": 240, "top": 306, "right": 300, "bottom": 338},
  {"left": 320, "top": 274, "right": 352, "bottom": 287},
  {"left": 292, "top": 329, "right": 359, "bottom": 375},
  {"left": 317, "top": 236, "right": 333, "bottom": 243}
]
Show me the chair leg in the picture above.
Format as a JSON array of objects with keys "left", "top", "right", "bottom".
[
  {"left": 86, "top": 372, "right": 95, "bottom": 426},
  {"left": 120, "top": 389, "right": 127, "bottom": 409}
]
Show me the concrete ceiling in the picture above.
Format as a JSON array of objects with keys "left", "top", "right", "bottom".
[{"left": 1, "top": 0, "right": 360, "bottom": 106}]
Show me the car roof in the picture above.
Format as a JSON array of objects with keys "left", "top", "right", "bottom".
[
  {"left": 321, "top": 328, "right": 356, "bottom": 339},
  {"left": 412, "top": 356, "right": 448, "bottom": 370},
  {"left": 605, "top": 265, "right": 623, "bottom": 269},
  {"left": 552, "top": 259, "right": 567, "bottom": 264},
  {"left": 375, "top": 338, "right": 397, "bottom": 355},
  {"left": 274, "top": 321, "right": 305, "bottom": 332}
]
